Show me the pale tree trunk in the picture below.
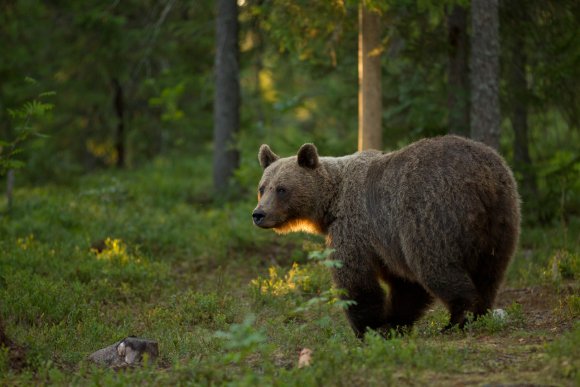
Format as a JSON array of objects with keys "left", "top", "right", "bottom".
[
  {"left": 447, "top": 5, "right": 469, "bottom": 136},
  {"left": 213, "top": 0, "right": 240, "bottom": 192},
  {"left": 470, "top": 0, "right": 501, "bottom": 149},
  {"left": 510, "top": 33, "right": 537, "bottom": 197},
  {"left": 358, "top": 4, "right": 382, "bottom": 151}
]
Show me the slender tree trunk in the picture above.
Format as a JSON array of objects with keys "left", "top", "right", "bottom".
[
  {"left": 112, "top": 78, "right": 125, "bottom": 168},
  {"left": 251, "top": 3, "right": 265, "bottom": 132},
  {"left": 510, "top": 33, "right": 537, "bottom": 197},
  {"left": 358, "top": 4, "right": 382, "bottom": 151},
  {"left": 447, "top": 5, "right": 469, "bottom": 136},
  {"left": 213, "top": 0, "right": 240, "bottom": 192},
  {"left": 6, "top": 169, "right": 14, "bottom": 212},
  {"left": 470, "top": 0, "right": 501, "bottom": 149}
]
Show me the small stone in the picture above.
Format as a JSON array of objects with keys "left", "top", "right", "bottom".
[
  {"left": 492, "top": 308, "right": 507, "bottom": 320},
  {"left": 88, "top": 337, "right": 159, "bottom": 368}
]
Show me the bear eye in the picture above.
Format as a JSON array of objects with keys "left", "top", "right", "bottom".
[
  {"left": 258, "top": 186, "right": 265, "bottom": 196},
  {"left": 276, "top": 187, "right": 287, "bottom": 195}
]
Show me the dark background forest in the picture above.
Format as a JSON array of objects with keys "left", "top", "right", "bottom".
[
  {"left": 0, "top": 1, "right": 579, "bottom": 384},
  {"left": 1, "top": 0, "right": 579, "bottom": 222}
]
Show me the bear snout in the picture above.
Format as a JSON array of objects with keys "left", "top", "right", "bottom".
[{"left": 252, "top": 210, "right": 266, "bottom": 226}]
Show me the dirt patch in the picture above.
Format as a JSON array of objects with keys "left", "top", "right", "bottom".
[{"left": 497, "top": 284, "right": 577, "bottom": 333}]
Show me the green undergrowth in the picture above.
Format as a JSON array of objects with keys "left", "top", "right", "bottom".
[{"left": 1, "top": 153, "right": 579, "bottom": 385}]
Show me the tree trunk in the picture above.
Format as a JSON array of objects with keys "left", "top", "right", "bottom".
[
  {"left": 510, "top": 33, "right": 537, "bottom": 197},
  {"left": 6, "top": 169, "right": 14, "bottom": 212},
  {"left": 447, "top": 5, "right": 469, "bottom": 136},
  {"left": 470, "top": 0, "right": 501, "bottom": 150},
  {"left": 213, "top": 0, "right": 240, "bottom": 192},
  {"left": 112, "top": 78, "right": 125, "bottom": 168},
  {"left": 358, "top": 4, "right": 382, "bottom": 151}
]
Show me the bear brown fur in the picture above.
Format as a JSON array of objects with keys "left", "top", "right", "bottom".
[{"left": 253, "top": 135, "right": 520, "bottom": 337}]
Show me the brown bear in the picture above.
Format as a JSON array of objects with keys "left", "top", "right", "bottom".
[{"left": 252, "top": 135, "right": 520, "bottom": 337}]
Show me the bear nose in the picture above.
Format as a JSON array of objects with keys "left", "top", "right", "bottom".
[{"left": 252, "top": 210, "right": 266, "bottom": 225}]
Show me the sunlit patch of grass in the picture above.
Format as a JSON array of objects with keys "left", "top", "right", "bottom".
[{"left": 92, "top": 238, "right": 132, "bottom": 264}]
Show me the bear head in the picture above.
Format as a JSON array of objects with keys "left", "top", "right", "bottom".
[{"left": 252, "top": 143, "right": 328, "bottom": 235}]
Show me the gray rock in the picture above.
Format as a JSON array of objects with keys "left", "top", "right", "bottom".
[{"left": 88, "top": 337, "right": 159, "bottom": 368}]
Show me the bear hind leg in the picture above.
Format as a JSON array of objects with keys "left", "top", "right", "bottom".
[
  {"left": 421, "top": 266, "right": 479, "bottom": 330},
  {"left": 471, "top": 252, "right": 512, "bottom": 317}
]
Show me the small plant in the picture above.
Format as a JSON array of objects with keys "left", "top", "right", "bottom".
[
  {"left": 307, "top": 248, "right": 338, "bottom": 268},
  {"left": 559, "top": 294, "right": 580, "bottom": 319},
  {"left": 214, "top": 314, "right": 268, "bottom": 363},
  {"left": 250, "top": 262, "right": 310, "bottom": 297},
  {"left": 92, "top": 238, "right": 133, "bottom": 265},
  {"left": 543, "top": 250, "right": 579, "bottom": 283},
  {"left": 1, "top": 78, "right": 54, "bottom": 176},
  {"left": 463, "top": 302, "right": 523, "bottom": 334}
]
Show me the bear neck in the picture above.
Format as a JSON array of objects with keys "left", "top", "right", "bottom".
[
  {"left": 314, "top": 157, "right": 346, "bottom": 234},
  {"left": 317, "top": 152, "right": 381, "bottom": 237}
]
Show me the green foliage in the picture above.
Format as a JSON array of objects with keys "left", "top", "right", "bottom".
[
  {"left": 0, "top": 347, "right": 9, "bottom": 375},
  {"left": 547, "top": 322, "right": 580, "bottom": 382},
  {"left": 463, "top": 302, "right": 525, "bottom": 334},
  {"left": 148, "top": 82, "right": 186, "bottom": 123},
  {"left": 543, "top": 249, "right": 580, "bottom": 283},
  {"left": 214, "top": 314, "right": 268, "bottom": 363},
  {"left": 0, "top": 80, "right": 54, "bottom": 176},
  {"left": 507, "top": 218, "right": 580, "bottom": 286},
  {"left": 169, "top": 290, "right": 235, "bottom": 329},
  {"left": 0, "top": 153, "right": 578, "bottom": 385},
  {"left": 0, "top": 0, "right": 579, "bottom": 384}
]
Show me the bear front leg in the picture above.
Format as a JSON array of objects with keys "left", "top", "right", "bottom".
[
  {"left": 332, "top": 259, "right": 389, "bottom": 338},
  {"left": 380, "top": 273, "right": 434, "bottom": 329}
]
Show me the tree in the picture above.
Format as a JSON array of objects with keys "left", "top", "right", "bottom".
[
  {"left": 506, "top": 16, "right": 537, "bottom": 198},
  {"left": 358, "top": 3, "right": 382, "bottom": 151},
  {"left": 213, "top": 0, "right": 240, "bottom": 192},
  {"left": 470, "top": 0, "right": 500, "bottom": 149},
  {"left": 112, "top": 78, "right": 126, "bottom": 168},
  {"left": 447, "top": 5, "right": 469, "bottom": 136}
]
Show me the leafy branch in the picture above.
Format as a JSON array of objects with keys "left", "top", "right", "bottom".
[{"left": 0, "top": 81, "right": 54, "bottom": 176}]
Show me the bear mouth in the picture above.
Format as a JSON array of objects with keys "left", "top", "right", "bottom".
[{"left": 252, "top": 214, "right": 285, "bottom": 229}]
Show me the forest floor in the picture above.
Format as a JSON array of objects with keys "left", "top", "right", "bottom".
[
  {"left": 0, "top": 155, "right": 578, "bottom": 386},
  {"left": 410, "top": 284, "right": 578, "bottom": 386}
]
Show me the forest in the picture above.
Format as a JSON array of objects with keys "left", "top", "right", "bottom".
[{"left": 1, "top": 0, "right": 579, "bottom": 385}]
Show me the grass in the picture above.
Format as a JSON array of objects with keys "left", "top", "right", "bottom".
[{"left": 0, "top": 152, "right": 579, "bottom": 386}]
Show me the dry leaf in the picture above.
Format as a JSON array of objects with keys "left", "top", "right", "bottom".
[{"left": 298, "top": 348, "right": 312, "bottom": 368}]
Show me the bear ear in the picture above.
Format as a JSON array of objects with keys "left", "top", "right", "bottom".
[
  {"left": 297, "top": 143, "right": 319, "bottom": 169},
  {"left": 258, "top": 144, "right": 280, "bottom": 169}
]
